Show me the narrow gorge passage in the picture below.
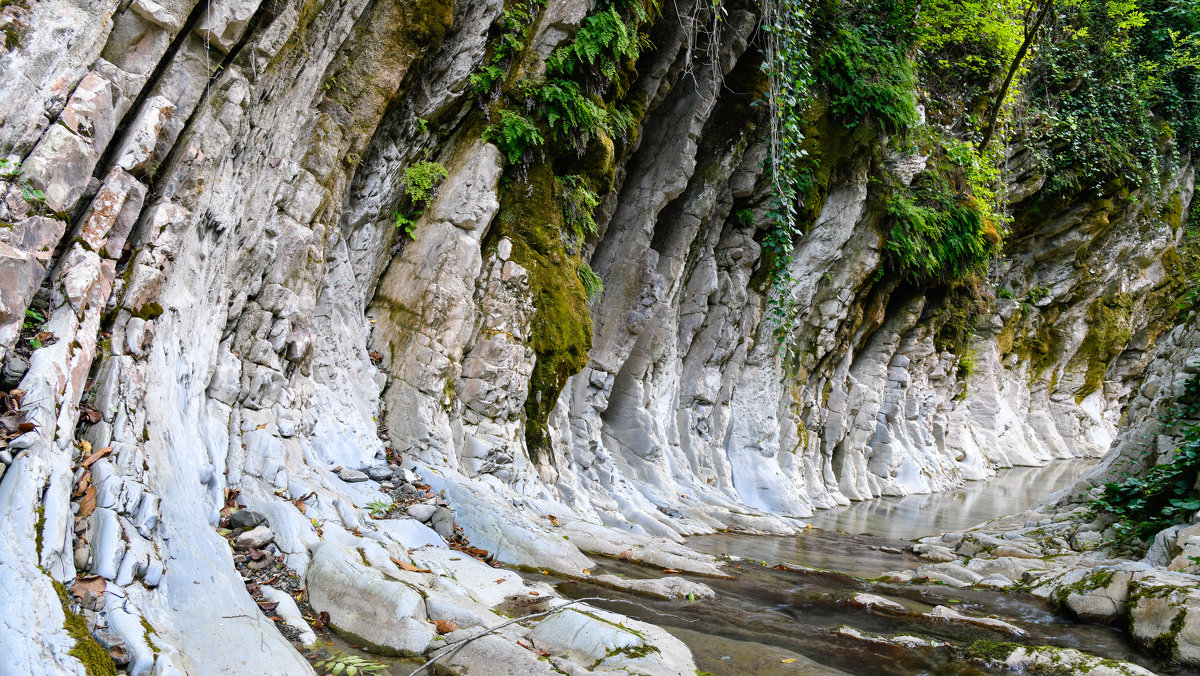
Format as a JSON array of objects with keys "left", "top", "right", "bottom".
[{"left": 1, "top": 0, "right": 1199, "bottom": 674}]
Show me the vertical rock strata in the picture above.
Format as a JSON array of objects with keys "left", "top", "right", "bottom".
[{"left": 0, "top": 0, "right": 1192, "bottom": 672}]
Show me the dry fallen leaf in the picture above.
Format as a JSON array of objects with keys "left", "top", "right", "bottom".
[
  {"left": 617, "top": 549, "right": 633, "bottom": 562},
  {"left": 78, "top": 446, "right": 113, "bottom": 469},
  {"left": 781, "top": 658, "right": 797, "bottom": 664},
  {"left": 70, "top": 575, "right": 105, "bottom": 601},
  {"left": 662, "top": 569, "right": 680, "bottom": 573},
  {"left": 390, "top": 556, "right": 430, "bottom": 573},
  {"left": 433, "top": 619, "right": 458, "bottom": 634},
  {"left": 79, "top": 485, "right": 98, "bottom": 518}
]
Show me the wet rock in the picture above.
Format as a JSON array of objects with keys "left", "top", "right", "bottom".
[
  {"left": 1003, "top": 646, "right": 1155, "bottom": 676},
  {"left": 928, "top": 605, "right": 1025, "bottom": 636},
  {"left": 910, "top": 543, "right": 957, "bottom": 562},
  {"left": 848, "top": 593, "right": 906, "bottom": 612},
  {"left": 589, "top": 575, "right": 717, "bottom": 601}
]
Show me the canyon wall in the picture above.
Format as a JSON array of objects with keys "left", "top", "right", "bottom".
[{"left": 0, "top": 0, "right": 1192, "bottom": 673}]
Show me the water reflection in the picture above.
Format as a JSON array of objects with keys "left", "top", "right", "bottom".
[{"left": 803, "top": 460, "right": 1097, "bottom": 540}]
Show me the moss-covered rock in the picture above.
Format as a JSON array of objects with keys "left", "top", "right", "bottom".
[{"left": 487, "top": 164, "right": 592, "bottom": 458}]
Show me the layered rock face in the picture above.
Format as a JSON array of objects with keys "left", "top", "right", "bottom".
[{"left": 0, "top": 0, "right": 1192, "bottom": 673}]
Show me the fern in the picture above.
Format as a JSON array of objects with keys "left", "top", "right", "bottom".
[
  {"left": 546, "top": 7, "right": 645, "bottom": 81},
  {"left": 531, "top": 79, "right": 609, "bottom": 148},
  {"left": 482, "top": 109, "right": 544, "bottom": 164},
  {"left": 577, "top": 263, "right": 604, "bottom": 301},
  {"left": 558, "top": 175, "right": 600, "bottom": 244}
]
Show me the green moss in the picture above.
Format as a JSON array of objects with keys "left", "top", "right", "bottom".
[
  {"left": 488, "top": 165, "right": 592, "bottom": 459},
  {"left": 141, "top": 618, "right": 160, "bottom": 655},
  {"left": 52, "top": 580, "right": 117, "bottom": 676},
  {"left": 968, "top": 639, "right": 1023, "bottom": 661},
  {"left": 1051, "top": 569, "right": 1115, "bottom": 608},
  {"left": 1070, "top": 294, "right": 1132, "bottom": 401},
  {"left": 34, "top": 504, "right": 45, "bottom": 559}
]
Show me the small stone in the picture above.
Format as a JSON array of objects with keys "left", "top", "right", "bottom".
[
  {"left": 406, "top": 503, "right": 438, "bottom": 523},
  {"left": 339, "top": 468, "right": 369, "bottom": 483},
  {"left": 227, "top": 509, "right": 266, "bottom": 530},
  {"left": 235, "top": 525, "right": 274, "bottom": 549},
  {"left": 0, "top": 450, "right": 13, "bottom": 466},
  {"left": 0, "top": 354, "right": 29, "bottom": 391},
  {"left": 366, "top": 465, "right": 392, "bottom": 482},
  {"left": 433, "top": 519, "right": 455, "bottom": 541},
  {"left": 81, "top": 589, "right": 105, "bottom": 611},
  {"left": 73, "top": 546, "right": 90, "bottom": 571}
]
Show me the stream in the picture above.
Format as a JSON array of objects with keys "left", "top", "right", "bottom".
[
  {"left": 554, "top": 459, "right": 1180, "bottom": 675},
  {"left": 331, "top": 460, "right": 1181, "bottom": 675}
]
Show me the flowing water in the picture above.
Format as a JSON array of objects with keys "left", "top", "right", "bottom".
[
  {"left": 552, "top": 460, "right": 1181, "bottom": 675},
  {"left": 334, "top": 460, "right": 1180, "bottom": 675}
]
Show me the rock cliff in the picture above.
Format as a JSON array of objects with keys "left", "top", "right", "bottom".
[{"left": 0, "top": 0, "right": 1194, "bottom": 673}]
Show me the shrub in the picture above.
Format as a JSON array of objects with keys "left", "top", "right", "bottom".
[
  {"left": 546, "top": 6, "right": 646, "bottom": 82},
  {"left": 813, "top": 24, "right": 918, "bottom": 133},
  {"left": 402, "top": 160, "right": 449, "bottom": 205},
  {"left": 1090, "top": 372, "right": 1200, "bottom": 547}
]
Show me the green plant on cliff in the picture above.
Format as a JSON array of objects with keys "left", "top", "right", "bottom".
[
  {"left": 760, "top": 0, "right": 815, "bottom": 350},
  {"left": 545, "top": 4, "right": 649, "bottom": 82},
  {"left": 483, "top": 109, "right": 545, "bottom": 164},
  {"left": 1026, "top": 0, "right": 1200, "bottom": 194},
  {"left": 402, "top": 160, "right": 449, "bottom": 205},
  {"left": 558, "top": 174, "right": 600, "bottom": 244},
  {"left": 1090, "top": 371, "right": 1200, "bottom": 548},
  {"left": 577, "top": 262, "right": 604, "bottom": 301},
  {"left": 883, "top": 166, "right": 1002, "bottom": 287},
  {"left": 470, "top": 0, "right": 546, "bottom": 97},
  {"left": 812, "top": 20, "right": 917, "bottom": 134}
]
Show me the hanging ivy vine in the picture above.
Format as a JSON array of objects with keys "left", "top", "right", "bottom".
[{"left": 760, "top": 0, "right": 815, "bottom": 355}]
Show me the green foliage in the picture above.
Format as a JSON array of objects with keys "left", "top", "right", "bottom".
[
  {"left": 402, "top": 160, "right": 449, "bottom": 205},
  {"left": 956, "top": 352, "right": 976, "bottom": 379},
  {"left": 546, "top": 6, "right": 647, "bottom": 81},
  {"left": 558, "top": 175, "right": 600, "bottom": 244},
  {"left": 23, "top": 308, "right": 43, "bottom": 329},
  {"left": 313, "top": 655, "right": 389, "bottom": 675},
  {"left": 1026, "top": 0, "right": 1200, "bottom": 194},
  {"left": 529, "top": 78, "right": 610, "bottom": 150},
  {"left": 1090, "top": 371, "right": 1200, "bottom": 547},
  {"left": 1, "top": 157, "right": 47, "bottom": 205},
  {"left": 577, "top": 262, "right": 604, "bottom": 301},
  {"left": 997, "top": 288, "right": 1016, "bottom": 299},
  {"left": 1027, "top": 285, "right": 1050, "bottom": 303},
  {"left": 760, "top": 0, "right": 815, "bottom": 351},
  {"left": 483, "top": 109, "right": 545, "bottom": 164},
  {"left": 365, "top": 500, "right": 391, "bottom": 517},
  {"left": 813, "top": 23, "right": 918, "bottom": 133},
  {"left": 883, "top": 168, "right": 1001, "bottom": 287},
  {"left": 394, "top": 210, "right": 419, "bottom": 239},
  {"left": 471, "top": 0, "right": 545, "bottom": 97},
  {"left": 916, "top": 0, "right": 1028, "bottom": 126}
]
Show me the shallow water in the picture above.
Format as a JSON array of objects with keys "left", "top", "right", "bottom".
[
  {"left": 333, "top": 460, "right": 1181, "bottom": 676},
  {"left": 554, "top": 460, "right": 1180, "bottom": 676},
  {"left": 802, "top": 459, "right": 1098, "bottom": 540}
]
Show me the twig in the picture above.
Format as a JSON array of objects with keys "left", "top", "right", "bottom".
[{"left": 405, "top": 596, "right": 698, "bottom": 676}]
